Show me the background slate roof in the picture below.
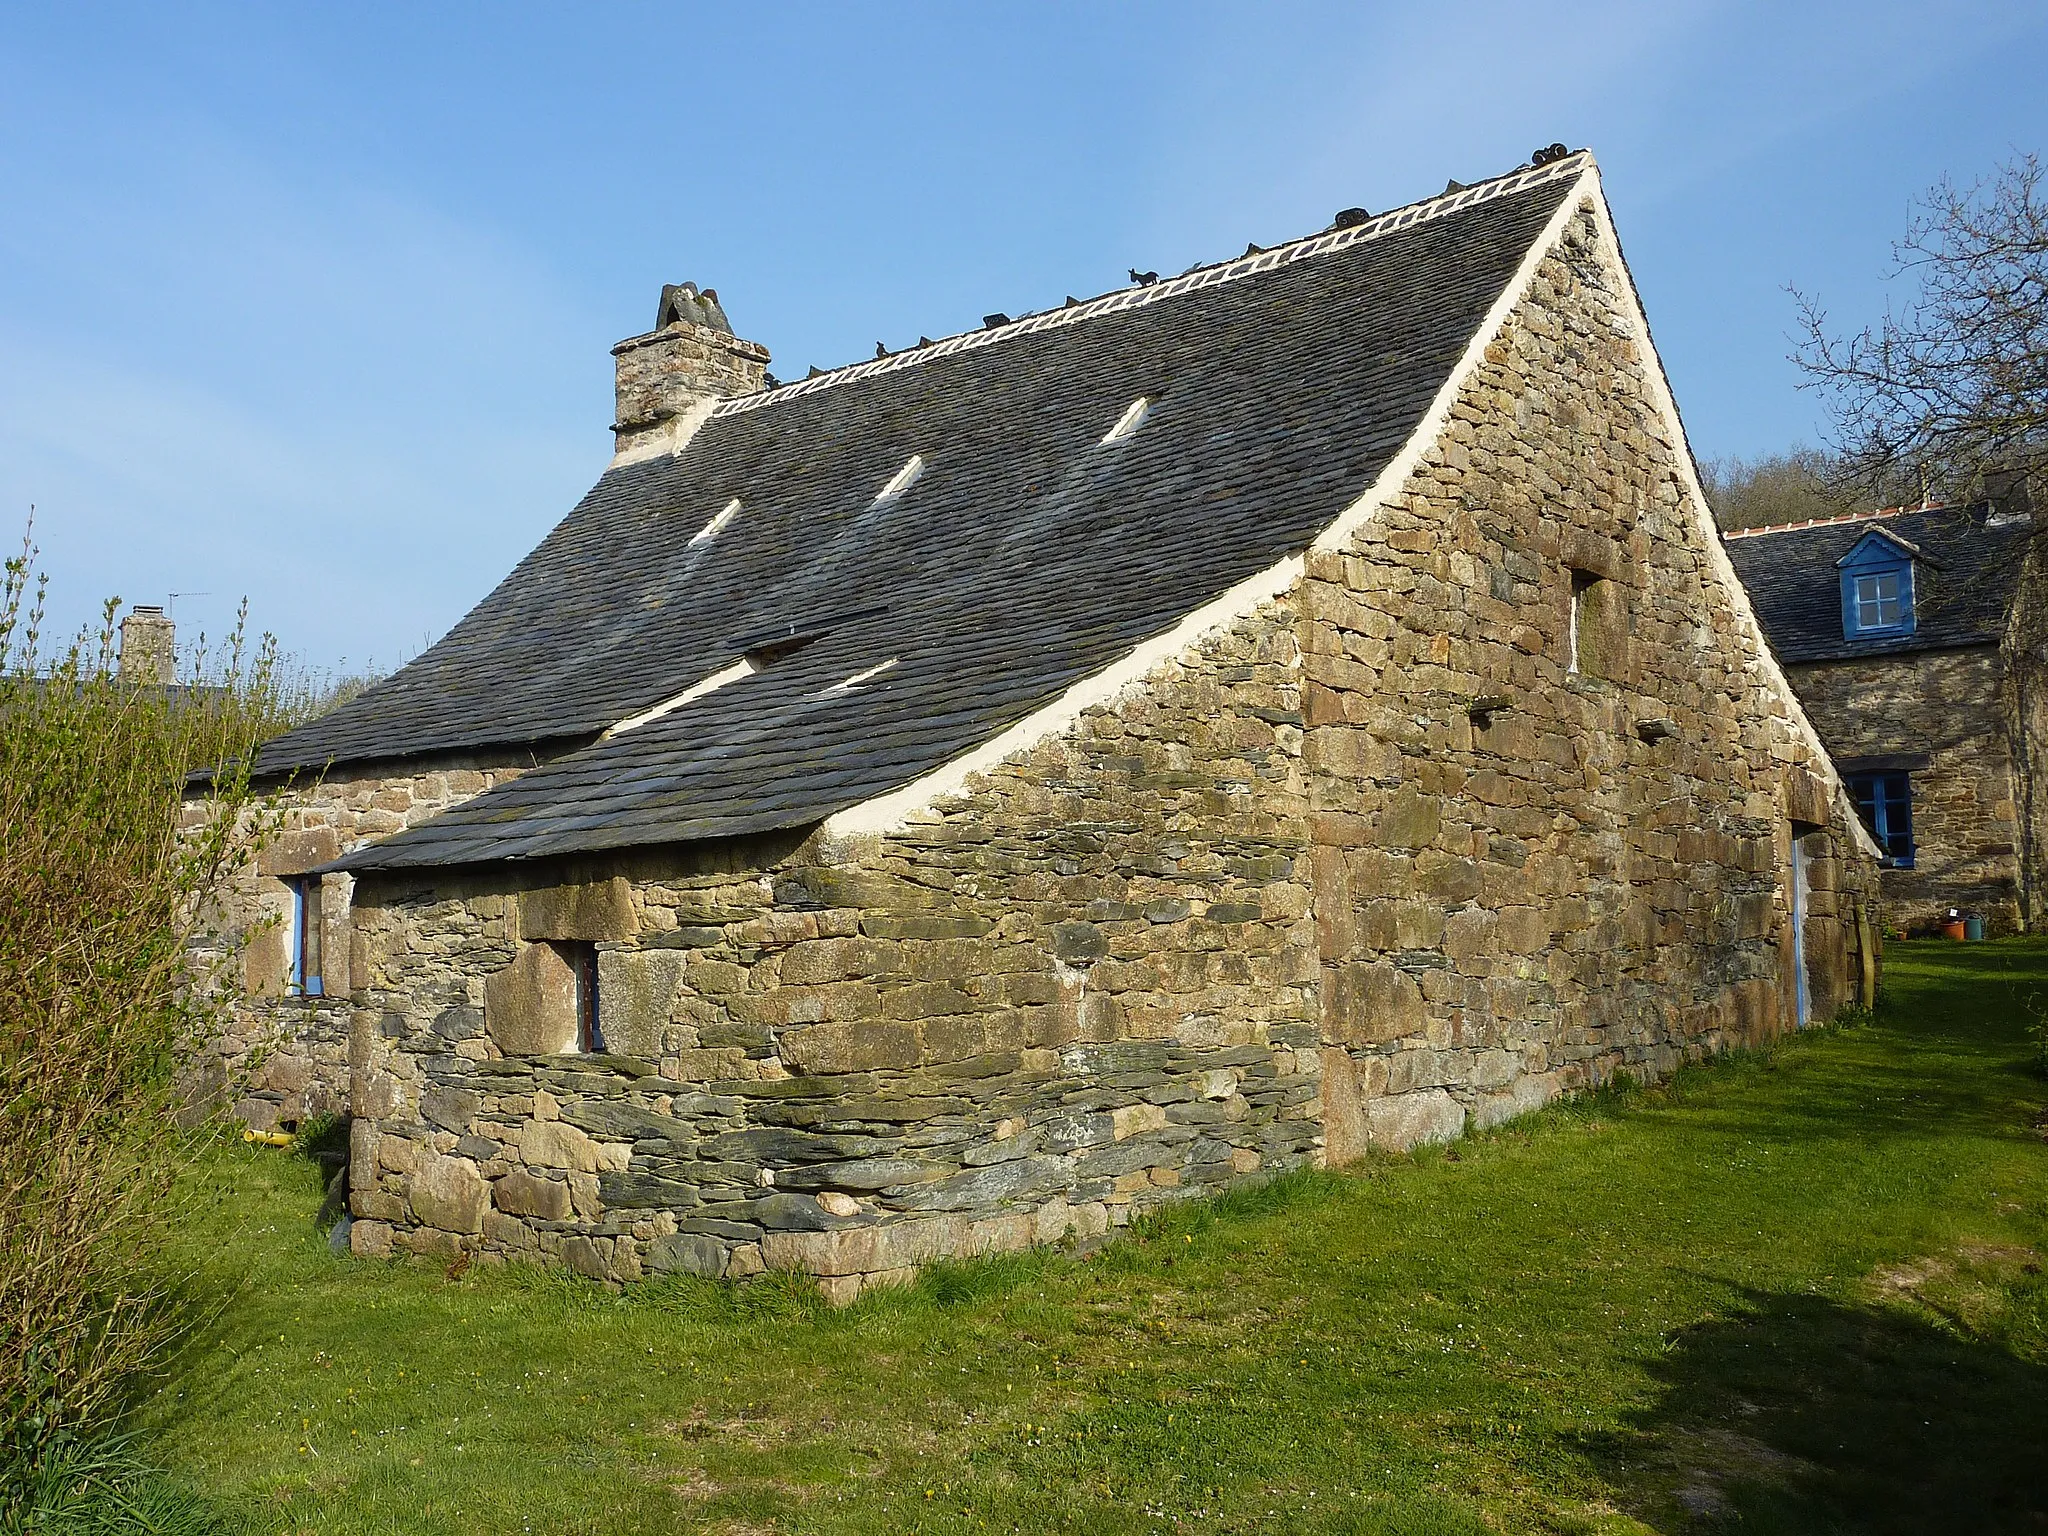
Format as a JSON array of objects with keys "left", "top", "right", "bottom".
[
  {"left": 261, "top": 170, "right": 1581, "bottom": 871},
  {"left": 1724, "top": 505, "right": 2033, "bottom": 666}
]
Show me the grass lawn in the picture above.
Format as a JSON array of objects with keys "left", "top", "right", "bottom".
[{"left": 151, "top": 941, "right": 2048, "bottom": 1534}]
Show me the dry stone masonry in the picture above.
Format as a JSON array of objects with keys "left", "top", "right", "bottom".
[
  {"left": 344, "top": 603, "right": 1320, "bottom": 1299},
  {"left": 1784, "top": 648, "right": 2028, "bottom": 932}
]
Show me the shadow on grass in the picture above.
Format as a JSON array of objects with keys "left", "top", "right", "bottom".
[{"left": 1592, "top": 1286, "right": 2048, "bottom": 1533}]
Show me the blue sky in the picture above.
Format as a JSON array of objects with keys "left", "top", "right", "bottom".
[{"left": 2, "top": 2, "right": 2043, "bottom": 675}]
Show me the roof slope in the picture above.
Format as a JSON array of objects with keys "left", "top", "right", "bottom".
[
  {"left": 278, "top": 161, "right": 1584, "bottom": 871},
  {"left": 1724, "top": 505, "right": 2032, "bottom": 665}
]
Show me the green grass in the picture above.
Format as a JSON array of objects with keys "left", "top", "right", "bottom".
[{"left": 148, "top": 942, "right": 2048, "bottom": 1534}]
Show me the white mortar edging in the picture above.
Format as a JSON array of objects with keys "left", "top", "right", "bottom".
[
  {"left": 609, "top": 396, "right": 718, "bottom": 470},
  {"left": 1574, "top": 170, "right": 1884, "bottom": 862},
  {"left": 822, "top": 556, "right": 1306, "bottom": 841},
  {"left": 1307, "top": 172, "right": 1591, "bottom": 556},
  {"left": 600, "top": 657, "right": 759, "bottom": 741},
  {"left": 823, "top": 164, "right": 1599, "bottom": 840}
]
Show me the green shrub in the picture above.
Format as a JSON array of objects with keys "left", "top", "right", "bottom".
[{"left": 0, "top": 533, "right": 302, "bottom": 1504}]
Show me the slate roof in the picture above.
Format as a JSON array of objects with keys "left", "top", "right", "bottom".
[
  {"left": 1724, "top": 504, "right": 2034, "bottom": 665},
  {"left": 256, "top": 159, "right": 1588, "bottom": 872}
]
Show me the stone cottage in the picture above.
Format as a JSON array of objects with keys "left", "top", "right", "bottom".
[
  {"left": 205, "top": 149, "right": 1882, "bottom": 1296},
  {"left": 1726, "top": 497, "right": 2047, "bottom": 933}
]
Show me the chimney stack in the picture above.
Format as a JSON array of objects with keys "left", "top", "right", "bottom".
[
  {"left": 118, "top": 605, "right": 175, "bottom": 685},
  {"left": 611, "top": 283, "right": 771, "bottom": 461},
  {"left": 1985, "top": 462, "right": 2036, "bottom": 522}
]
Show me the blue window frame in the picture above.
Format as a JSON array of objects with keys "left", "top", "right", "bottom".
[
  {"left": 1852, "top": 570, "right": 1905, "bottom": 628},
  {"left": 1846, "top": 772, "right": 1915, "bottom": 867},
  {"left": 1837, "top": 532, "right": 1917, "bottom": 639},
  {"left": 287, "top": 876, "right": 324, "bottom": 997}
]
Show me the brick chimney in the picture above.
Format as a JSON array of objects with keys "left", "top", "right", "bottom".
[
  {"left": 610, "top": 283, "right": 771, "bottom": 461},
  {"left": 118, "top": 604, "right": 174, "bottom": 685}
]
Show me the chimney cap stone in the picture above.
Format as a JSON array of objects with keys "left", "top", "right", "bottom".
[{"left": 655, "top": 282, "right": 733, "bottom": 336}]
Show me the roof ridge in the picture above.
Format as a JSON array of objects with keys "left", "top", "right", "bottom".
[
  {"left": 1722, "top": 505, "right": 1930, "bottom": 539},
  {"left": 711, "top": 153, "right": 1594, "bottom": 417}
]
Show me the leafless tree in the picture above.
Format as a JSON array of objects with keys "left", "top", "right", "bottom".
[
  {"left": 1795, "top": 153, "right": 2048, "bottom": 508},
  {"left": 1701, "top": 446, "right": 1854, "bottom": 530}
]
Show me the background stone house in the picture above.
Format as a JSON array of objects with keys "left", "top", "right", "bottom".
[
  {"left": 204, "top": 150, "right": 1882, "bottom": 1297},
  {"left": 1726, "top": 500, "right": 2047, "bottom": 934}
]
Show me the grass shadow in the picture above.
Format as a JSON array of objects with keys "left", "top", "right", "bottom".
[{"left": 1590, "top": 1284, "right": 2048, "bottom": 1532}]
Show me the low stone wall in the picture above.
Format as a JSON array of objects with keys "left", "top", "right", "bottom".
[
  {"left": 200, "top": 998, "right": 352, "bottom": 1133},
  {"left": 348, "top": 1028, "right": 1298, "bottom": 1304}
]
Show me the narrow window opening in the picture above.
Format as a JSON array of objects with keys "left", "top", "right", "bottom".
[
  {"left": 873, "top": 454, "right": 925, "bottom": 505},
  {"left": 287, "top": 876, "right": 324, "bottom": 997},
  {"left": 1100, "top": 397, "right": 1152, "bottom": 443},
  {"left": 1847, "top": 771, "right": 1915, "bottom": 867},
  {"left": 563, "top": 941, "right": 604, "bottom": 1053},
  {"left": 1567, "top": 569, "right": 1603, "bottom": 678},
  {"left": 689, "top": 497, "right": 742, "bottom": 547}
]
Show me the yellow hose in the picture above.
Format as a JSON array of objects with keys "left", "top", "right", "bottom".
[{"left": 242, "top": 1128, "right": 297, "bottom": 1148}]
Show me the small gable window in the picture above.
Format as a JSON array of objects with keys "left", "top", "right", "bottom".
[
  {"left": 1567, "top": 569, "right": 1619, "bottom": 679},
  {"left": 1837, "top": 531, "right": 1917, "bottom": 640},
  {"left": 558, "top": 940, "right": 604, "bottom": 1053},
  {"left": 1847, "top": 771, "right": 1915, "bottom": 867}
]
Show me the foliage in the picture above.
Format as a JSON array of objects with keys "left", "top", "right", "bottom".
[
  {"left": 147, "top": 941, "right": 2047, "bottom": 1533},
  {"left": 1796, "top": 152, "right": 2048, "bottom": 509},
  {"left": 1700, "top": 445, "right": 1855, "bottom": 530},
  {"left": 0, "top": 531, "right": 302, "bottom": 1519}
]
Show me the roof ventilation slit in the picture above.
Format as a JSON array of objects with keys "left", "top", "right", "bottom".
[
  {"left": 689, "top": 498, "right": 742, "bottom": 546},
  {"left": 1101, "top": 397, "right": 1153, "bottom": 444},
  {"left": 601, "top": 656, "right": 759, "bottom": 740},
  {"left": 822, "top": 657, "right": 899, "bottom": 696},
  {"left": 873, "top": 454, "right": 926, "bottom": 505}
]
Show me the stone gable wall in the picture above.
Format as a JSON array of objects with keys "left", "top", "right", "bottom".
[
  {"left": 184, "top": 753, "right": 534, "bottom": 1131},
  {"left": 334, "top": 197, "right": 1881, "bottom": 1296},
  {"left": 1783, "top": 647, "right": 2021, "bottom": 934},
  {"left": 1306, "top": 207, "right": 1878, "bottom": 1153}
]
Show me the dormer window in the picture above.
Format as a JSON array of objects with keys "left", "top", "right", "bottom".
[{"left": 1836, "top": 528, "right": 1919, "bottom": 640}]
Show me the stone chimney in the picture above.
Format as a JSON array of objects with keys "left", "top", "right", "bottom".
[
  {"left": 611, "top": 283, "right": 771, "bottom": 461},
  {"left": 1985, "top": 462, "right": 2036, "bottom": 522},
  {"left": 118, "top": 604, "right": 175, "bottom": 685}
]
